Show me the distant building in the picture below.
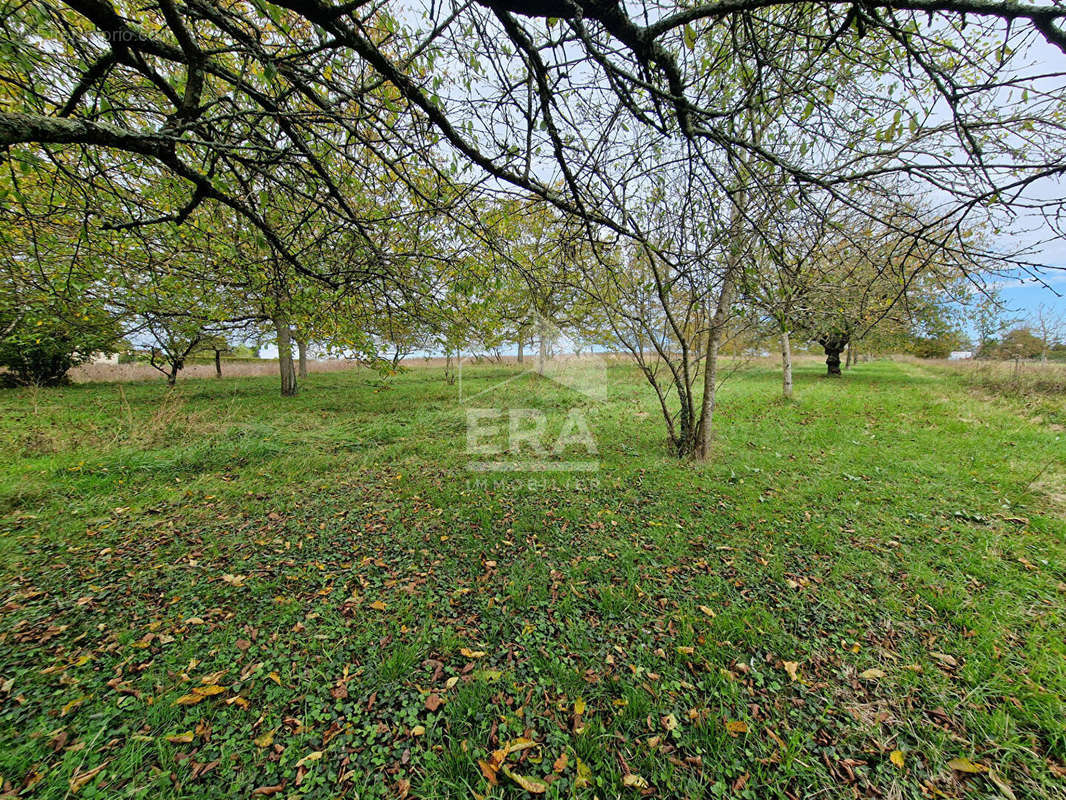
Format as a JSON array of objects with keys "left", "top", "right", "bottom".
[{"left": 948, "top": 351, "right": 974, "bottom": 360}]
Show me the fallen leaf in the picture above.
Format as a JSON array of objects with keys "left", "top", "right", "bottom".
[
  {"left": 267, "top": 671, "right": 282, "bottom": 685},
  {"left": 725, "top": 720, "right": 748, "bottom": 736},
  {"left": 368, "top": 600, "right": 387, "bottom": 611},
  {"left": 574, "top": 697, "right": 586, "bottom": 716},
  {"left": 948, "top": 757, "right": 987, "bottom": 774},
  {"left": 859, "top": 668, "right": 886, "bottom": 680},
  {"left": 698, "top": 605, "right": 716, "bottom": 617},
  {"left": 166, "top": 731, "right": 195, "bottom": 744},
  {"left": 500, "top": 764, "right": 547, "bottom": 794},
  {"left": 623, "top": 773, "right": 649, "bottom": 789},
  {"left": 295, "top": 751, "right": 323, "bottom": 768},
  {"left": 253, "top": 729, "right": 275, "bottom": 748},
  {"left": 425, "top": 693, "right": 443, "bottom": 712},
  {"left": 575, "top": 757, "right": 591, "bottom": 788},
  {"left": 987, "top": 770, "right": 1017, "bottom": 800},
  {"left": 890, "top": 750, "right": 905, "bottom": 769},
  {"left": 251, "top": 784, "right": 285, "bottom": 796},
  {"left": 477, "top": 759, "right": 499, "bottom": 785},
  {"left": 411, "top": 725, "right": 426, "bottom": 736},
  {"left": 931, "top": 652, "right": 958, "bottom": 668},
  {"left": 553, "top": 752, "right": 568, "bottom": 773},
  {"left": 460, "top": 647, "right": 486, "bottom": 659},
  {"left": 445, "top": 676, "right": 459, "bottom": 689},
  {"left": 69, "top": 763, "right": 106, "bottom": 793},
  {"left": 782, "top": 661, "right": 800, "bottom": 682}
]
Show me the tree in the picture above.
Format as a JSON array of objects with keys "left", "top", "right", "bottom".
[
  {"left": 0, "top": 297, "right": 119, "bottom": 386},
  {"left": 1031, "top": 304, "right": 1066, "bottom": 363},
  {"left": 999, "top": 327, "right": 1044, "bottom": 359}
]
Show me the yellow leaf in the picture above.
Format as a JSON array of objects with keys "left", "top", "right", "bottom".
[
  {"left": 725, "top": 720, "right": 748, "bottom": 736},
  {"left": 500, "top": 765, "right": 547, "bottom": 794},
  {"left": 948, "top": 757, "right": 987, "bottom": 773},
  {"left": 445, "top": 676, "right": 459, "bottom": 689},
  {"left": 698, "top": 605, "right": 716, "bottom": 617},
  {"left": 411, "top": 725, "right": 426, "bottom": 736},
  {"left": 166, "top": 731, "right": 194, "bottom": 744},
  {"left": 295, "top": 751, "right": 323, "bottom": 768},
  {"left": 676, "top": 646, "right": 695, "bottom": 655},
  {"left": 575, "top": 757, "right": 591, "bottom": 788},
  {"left": 573, "top": 697, "right": 586, "bottom": 715},
  {"left": 623, "top": 774, "right": 649, "bottom": 789},
  {"left": 61, "top": 696, "right": 87, "bottom": 715},
  {"left": 253, "top": 729, "right": 275, "bottom": 748},
  {"left": 890, "top": 750, "right": 905, "bottom": 768},
  {"left": 460, "top": 647, "right": 486, "bottom": 659},
  {"left": 197, "top": 684, "right": 226, "bottom": 696},
  {"left": 661, "top": 713, "right": 679, "bottom": 731},
  {"left": 173, "top": 692, "right": 207, "bottom": 706},
  {"left": 859, "top": 668, "right": 886, "bottom": 680},
  {"left": 267, "top": 671, "right": 282, "bottom": 685},
  {"left": 502, "top": 737, "right": 537, "bottom": 756},
  {"left": 368, "top": 600, "right": 386, "bottom": 611},
  {"left": 782, "top": 661, "right": 800, "bottom": 681}
]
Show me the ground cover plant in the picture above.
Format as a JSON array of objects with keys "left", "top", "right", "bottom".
[{"left": 0, "top": 360, "right": 1064, "bottom": 799}]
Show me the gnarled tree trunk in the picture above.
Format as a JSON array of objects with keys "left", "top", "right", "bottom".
[{"left": 818, "top": 332, "right": 849, "bottom": 377}]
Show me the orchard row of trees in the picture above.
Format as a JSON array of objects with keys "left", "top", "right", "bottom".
[{"left": 3, "top": 0, "right": 1066, "bottom": 458}]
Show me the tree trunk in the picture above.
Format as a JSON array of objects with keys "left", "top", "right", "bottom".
[
  {"left": 824, "top": 345, "right": 843, "bottom": 376},
  {"left": 851, "top": 341, "right": 859, "bottom": 365},
  {"left": 274, "top": 314, "right": 297, "bottom": 396},
  {"left": 781, "top": 328, "right": 793, "bottom": 399},
  {"left": 167, "top": 366, "right": 178, "bottom": 386},
  {"left": 214, "top": 350, "right": 222, "bottom": 378},
  {"left": 517, "top": 338, "right": 524, "bottom": 364},
  {"left": 845, "top": 344, "right": 853, "bottom": 369},
  {"left": 537, "top": 328, "right": 546, "bottom": 376},
  {"left": 296, "top": 338, "right": 308, "bottom": 378}
]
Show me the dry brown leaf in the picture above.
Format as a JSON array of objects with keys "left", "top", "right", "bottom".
[
  {"left": 251, "top": 783, "right": 285, "bottom": 796},
  {"left": 69, "top": 763, "right": 107, "bottom": 794}
]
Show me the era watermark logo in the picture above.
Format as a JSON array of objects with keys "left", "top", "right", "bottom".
[
  {"left": 458, "top": 311, "right": 606, "bottom": 474},
  {"left": 465, "top": 407, "right": 598, "bottom": 472}
]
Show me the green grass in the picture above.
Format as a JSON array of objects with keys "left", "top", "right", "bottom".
[{"left": 0, "top": 360, "right": 1064, "bottom": 799}]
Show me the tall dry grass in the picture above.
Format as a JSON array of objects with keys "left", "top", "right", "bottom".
[
  {"left": 928, "top": 357, "right": 1066, "bottom": 397},
  {"left": 70, "top": 358, "right": 362, "bottom": 383}
]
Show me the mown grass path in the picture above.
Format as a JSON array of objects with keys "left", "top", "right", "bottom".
[{"left": 0, "top": 361, "right": 1063, "bottom": 798}]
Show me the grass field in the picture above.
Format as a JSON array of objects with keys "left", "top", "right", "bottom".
[{"left": 1, "top": 360, "right": 1064, "bottom": 799}]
